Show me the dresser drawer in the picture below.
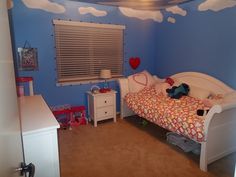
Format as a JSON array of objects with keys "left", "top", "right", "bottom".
[
  {"left": 96, "top": 106, "right": 114, "bottom": 120},
  {"left": 96, "top": 95, "right": 114, "bottom": 107}
]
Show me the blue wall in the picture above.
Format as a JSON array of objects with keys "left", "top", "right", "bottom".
[
  {"left": 10, "top": 0, "right": 158, "bottom": 109},
  {"left": 154, "top": 0, "right": 236, "bottom": 88},
  {"left": 10, "top": 0, "right": 236, "bottom": 111}
]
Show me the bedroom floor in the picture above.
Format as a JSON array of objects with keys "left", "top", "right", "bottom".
[{"left": 58, "top": 116, "right": 236, "bottom": 177}]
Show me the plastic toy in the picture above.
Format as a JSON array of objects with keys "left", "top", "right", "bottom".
[
  {"left": 70, "top": 106, "right": 87, "bottom": 126},
  {"left": 52, "top": 105, "right": 87, "bottom": 130}
]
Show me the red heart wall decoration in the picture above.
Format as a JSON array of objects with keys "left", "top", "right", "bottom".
[{"left": 129, "top": 57, "right": 140, "bottom": 70}]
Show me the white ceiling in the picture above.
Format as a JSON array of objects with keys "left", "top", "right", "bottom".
[{"left": 70, "top": 0, "right": 195, "bottom": 10}]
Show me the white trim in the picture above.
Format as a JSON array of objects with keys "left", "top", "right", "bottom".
[
  {"left": 171, "top": 72, "right": 233, "bottom": 93},
  {"left": 56, "top": 77, "right": 124, "bottom": 86},
  {"left": 53, "top": 19, "right": 126, "bottom": 30},
  {"left": 53, "top": 19, "right": 124, "bottom": 84}
]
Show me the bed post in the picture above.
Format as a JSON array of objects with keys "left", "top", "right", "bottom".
[
  {"left": 200, "top": 142, "right": 208, "bottom": 171},
  {"left": 118, "top": 78, "right": 135, "bottom": 119}
]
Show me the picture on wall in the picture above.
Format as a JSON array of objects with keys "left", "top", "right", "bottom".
[{"left": 18, "top": 42, "right": 38, "bottom": 71}]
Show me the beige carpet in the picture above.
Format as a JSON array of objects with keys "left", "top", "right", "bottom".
[{"left": 58, "top": 116, "right": 236, "bottom": 177}]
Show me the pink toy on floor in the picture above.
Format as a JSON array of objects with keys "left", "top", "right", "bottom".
[
  {"left": 70, "top": 106, "right": 87, "bottom": 127},
  {"left": 52, "top": 105, "right": 87, "bottom": 129}
]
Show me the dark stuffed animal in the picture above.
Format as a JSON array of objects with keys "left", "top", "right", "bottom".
[
  {"left": 166, "top": 83, "right": 190, "bottom": 99},
  {"left": 197, "top": 109, "right": 209, "bottom": 116}
]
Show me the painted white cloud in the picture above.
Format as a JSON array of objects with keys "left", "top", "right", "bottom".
[
  {"left": 198, "top": 0, "right": 236, "bottom": 12},
  {"left": 7, "top": 0, "right": 13, "bottom": 9},
  {"left": 119, "top": 7, "right": 163, "bottom": 22},
  {"left": 22, "top": 0, "right": 65, "bottom": 14},
  {"left": 78, "top": 7, "right": 107, "bottom": 17},
  {"left": 167, "top": 17, "right": 176, "bottom": 23},
  {"left": 166, "top": 5, "right": 187, "bottom": 16}
]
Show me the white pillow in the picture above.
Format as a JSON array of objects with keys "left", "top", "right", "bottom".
[
  {"left": 189, "top": 85, "right": 211, "bottom": 100},
  {"left": 128, "top": 70, "right": 155, "bottom": 93},
  {"left": 223, "top": 91, "right": 236, "bottom": 103},
  {"left": 154, "top": 82, "right": 170, "bottom": 96},
  {"left": 153, "top": 75, "right": 165, "bottom": 83},
  {"left": 172, "top": 79, "right": 181, "bottom": 87}
]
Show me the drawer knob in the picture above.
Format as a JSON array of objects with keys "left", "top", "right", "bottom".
[
  {"left": 105, "top": 111, "right": 107, "bottom": 114},
  {"left": 104, "top": 101, "right": 107, "bottom": 103}
]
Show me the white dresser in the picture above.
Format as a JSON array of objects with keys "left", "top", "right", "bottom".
[
  {"left": 19, "top": 95, "right": 60, "bottom": 177},
  {"left": 87, "top": 90, "right": 117, "bottom": 127}
]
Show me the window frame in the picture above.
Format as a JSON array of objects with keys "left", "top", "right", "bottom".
[{"left": 53, "top": 19, "right": 126, "bottom": 85}]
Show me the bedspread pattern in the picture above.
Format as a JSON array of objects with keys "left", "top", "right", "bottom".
[{"left": 125, "top": 87, "right": 208, "bottom": 142}]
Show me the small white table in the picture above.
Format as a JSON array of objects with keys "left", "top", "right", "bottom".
[
  {"left": 87, "top": 90, "right": 117, "bottom": 127},
  {"left": 19, "top": 95, "right": 60, "bottom": 177}
]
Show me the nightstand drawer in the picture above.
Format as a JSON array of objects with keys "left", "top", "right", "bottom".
[
  {"left": 87, "top": 90, "right": 117, "bottom": 127},
  {"left": 96, "top": 106, "right": 114, "bottom": 120},
  {"left": 96, "top": 95, "right": 114, "bottom": 107}
]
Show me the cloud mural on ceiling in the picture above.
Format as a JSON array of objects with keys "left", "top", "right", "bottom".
[
  {"left": 119, "top": 7, "right": 163, "bottom": 22},
  {"left": 167, "top": 17, "right": 176, "bottom": 23},
  {"left": 22, "top": 0, "right": 65, "bottom": 14},
  {"left": 7, "top": 0, "right": 13, "bottom": 9},
  {"left": 198, "top": 0, "right": 236, "bottom": 12},
  {"left": 165, "top": 5, "right": 187, "bottom": 16},
  {"left": 78, "top": 7, "right": 107, "bottom": 17}
]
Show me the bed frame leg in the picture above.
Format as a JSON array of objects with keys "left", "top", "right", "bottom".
[{"left": 200, "top": 142, "right": 208, "bottom": 172}]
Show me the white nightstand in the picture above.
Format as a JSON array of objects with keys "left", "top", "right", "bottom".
[{"left": 87, "top": 90, "right": 117, "bottom": 127}]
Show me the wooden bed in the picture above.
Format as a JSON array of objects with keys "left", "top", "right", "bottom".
[{"left": 118, "top": 72, "right": 236, "bottom": 171}]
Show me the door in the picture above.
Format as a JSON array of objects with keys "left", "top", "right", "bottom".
[{"left": 0, "top": 1, "right": 24, "bottom": 176}]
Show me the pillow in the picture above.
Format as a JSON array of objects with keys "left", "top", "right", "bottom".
[
  {"left": 189, "top": 85, "right": 211, "bottom": 100},
  {"left": 153, "top": 75, "right": 165, "bottom": 83},
  {"left": 202, "top": 97, "right": 223, "bottom": 107},
  {"left": 128, "top": 70, "right": 155, "bottom": 93},
  {"left": 154, "top": 82, "right": 170, "bottom": 96},
  {"left": 202, "top": 93, "right": 224, "bottom": 107},
  {"left": 172, "top": 79, "right": 181, "bottom": 87},
  {"left": 223, "top": 91, "right": 236, "bottom": 103}
]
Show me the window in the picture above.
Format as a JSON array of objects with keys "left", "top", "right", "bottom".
[{"left": 53, "top": 20, "right": 125, "bottom": 84}]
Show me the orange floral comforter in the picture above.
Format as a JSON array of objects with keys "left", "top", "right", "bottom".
[{"left": 125, "top": 86, "right": 209, "bottom": 142}]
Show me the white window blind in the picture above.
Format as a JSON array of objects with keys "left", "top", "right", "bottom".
[{"left": 53, "top": 20, "right": 125, "bottom": 84}]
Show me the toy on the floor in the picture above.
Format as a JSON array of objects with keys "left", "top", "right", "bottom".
[
  {"left": 70, "top": 106, "right": 87, "bottom": 127},
  {"left": 166, "top": 132, "right": 201, "bottom": 154},
  {"left": 52, "top": 108, "right": 71, "bottom": 129},
  {"left": 51, "top": 104, "right": 87, "bottom": 130},
  {"left": 166, "top": 83, "right": 190, "bottom": 99},
  {"left": 142, "top": 120, "right": 148, "bottom": 127}
]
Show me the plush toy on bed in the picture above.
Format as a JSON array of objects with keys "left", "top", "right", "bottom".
[
  {"left": 154, "top": 77, "right": 175, "bottom": 96},
  {"left": 197, "top": 94, "right": 224, "bottom": 116},
  {"left": 166, "top": 83, "right": 190, "bottom": 99}
]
